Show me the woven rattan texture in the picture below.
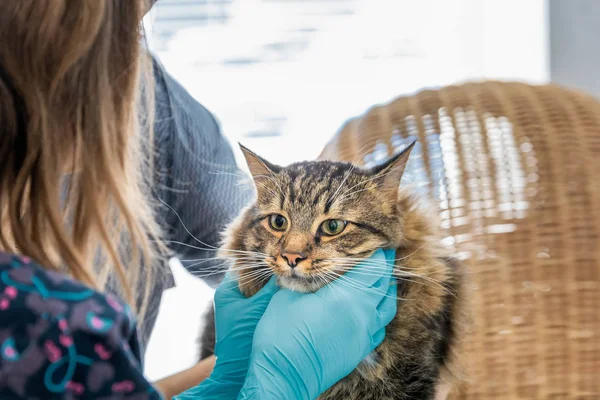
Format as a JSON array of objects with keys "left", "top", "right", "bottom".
[{"left": 318, "top": 81, "right": 600, "bottom": 399}]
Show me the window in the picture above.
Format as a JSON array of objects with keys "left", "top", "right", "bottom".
[{"left": 145, "top": 0, "right": 547, "bottom": 167}]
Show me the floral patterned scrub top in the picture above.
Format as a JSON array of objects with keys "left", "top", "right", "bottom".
[{"left": 0, "top": 252, "right": 162, "bottom": 399}]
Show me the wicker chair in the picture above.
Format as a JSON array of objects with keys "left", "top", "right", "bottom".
[{"left": 318, "top": 81, "right": 600, "bottom": 399}]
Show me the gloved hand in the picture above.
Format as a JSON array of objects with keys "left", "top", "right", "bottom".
[
  {"left": 238, "top": 248, "right": 397, "bottom": 400},
  {"left": 176, "top": 272, "right": 279, "bottom": 399}
]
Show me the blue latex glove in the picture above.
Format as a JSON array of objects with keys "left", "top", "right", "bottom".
[
  {"left": 176, "top": 272, "right": 279, "bottom": 399},
  {"left": 238, "top": 248, "right": 397, "bottom": 400}
]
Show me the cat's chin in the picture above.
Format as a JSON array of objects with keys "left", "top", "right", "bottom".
[{"left": 277, "top": 275, "right": 323, "bottom": 293}]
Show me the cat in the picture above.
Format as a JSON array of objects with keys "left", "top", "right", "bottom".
[{"left": 199, "top": 142, "right": 467, "bottom": 400}]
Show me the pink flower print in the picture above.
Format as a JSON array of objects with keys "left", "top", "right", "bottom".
[
  {"left": 91, "top": 316, "right": 103, "bottom": 329},
  {"left": 21, "top": 256, "right": 30, "bottom": 264},
  {"left": 94, "top": 343, "right": 112, "bottom": 360},
  {"left": 1, "top": 338, "right": 19, "bottom": 361},
  {"left": 106, "top": 294, "right": 124, "bottom": 312},
  {"left": 3, "top": 286, "right": 17, "bottom": 299},
  {"left": 112, "top": 380, "right": 135, "bottom": 393},
  {"left": 3, "top": 346, "right": 16, "bottom": 359},
  {"left": 66, "top": 381, "right": 84, "bottom": 395},
  {"left": 44, "top": 340, "right": 62, "bottom": 362},
  {"left": 58, "top": 319, "right": 68, "bottom": 332},
  {"left": 0, "top": 298, "right": 9, "bottom": 310},
  {"left": 59, "top": 334, "right": 73, "bottom": 347}
]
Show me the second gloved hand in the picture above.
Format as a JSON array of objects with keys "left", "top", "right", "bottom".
[
  {"left": 238, "top": 248, "right": 398, "bottom": 400},
  {"left": 176, "top": 272, "right": 278, "bottom": 399}
]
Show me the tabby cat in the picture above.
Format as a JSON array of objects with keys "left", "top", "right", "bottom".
[{"left": 199, "top": 142, "right": 467, "bottom": 400}]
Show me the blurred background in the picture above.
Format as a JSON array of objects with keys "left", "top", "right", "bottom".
[{"left": 141, "top": 0, "right": 598, "bottom": 380}]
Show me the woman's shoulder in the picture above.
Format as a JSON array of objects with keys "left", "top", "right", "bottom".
[
  {"left": 0, "top": 252, "right": 135, "bottom": 334},
  {"left": 0, "top": 251, "right": 104, "bottom": 295},
  {"left": 0, "top": 252, "right": 161, "bottom": 399}
]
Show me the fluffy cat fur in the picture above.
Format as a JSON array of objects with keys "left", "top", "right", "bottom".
[{"left": 199, "top": 143, "right": 467, "bottom": 400}]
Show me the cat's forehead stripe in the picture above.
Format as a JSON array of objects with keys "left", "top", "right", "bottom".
[
  {"left": 258, "top": 161, "right": 375, "bottom": 219},
  {"left": 274, "top": 161, "right": 368, "bottom": 214}
]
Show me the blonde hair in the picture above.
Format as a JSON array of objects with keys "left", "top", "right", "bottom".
[{"left": 0, "top": 1, "right": 163, "bottom": 317}]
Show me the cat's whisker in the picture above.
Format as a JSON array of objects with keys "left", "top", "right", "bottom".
[
  {"left": 236, "top": 269, "right": 271, "bottom": 281},
  {"left": 327, "top": 162, "right": 357, "bottom": 207},
  {"left": 157, "top": 200, "right": 269, "bottom": 260},
  {"left": 160, "top": 239, "right": 268, "bottom": 259},
  {"left": 335, "top": 186, "right": 376, "bottom": 204},
  {"left": 215, "top": 265, "right": 269, "bottom": 282},
  {"left": 316, "top": 270, "right": 329, "bottom": 291},
  {"left": 252, "top": 172, "right": 286, "bottom": 199},
  {"left": 319, "top": 266, "right": 449, "bottom": 296},
  {"left": 320, "top": 270, "right": 445, "bottom": 307},
  {"left": 208, "top": 169, "right": 254, "bottom": 188},
  {"left": 217, "top": 253, "right": 267, "bottom": 262},
  {"left": 326, "top": 241, "right": 431, "bottom": 262},
  {"left": 338, "top": 158, "right": 408, "bottom": 201},
  {"left": 182, "top": 254, "right": 265, "bottom": 270},
  {"left": 188, "top": 263, "right": 247, "bottom": 278},
  {"left": 253, "top": 178, "right": 283, "bottom": 200},
  {"left": 352, "top": 143, "right": 378, "bottom": 165},
  {"left": 208, "top": 169, "right": 246, "bottom": 177},
  {"left": 236, "top": 269, "right": 273, "bottom": 290},
  {"left": 326, "top": 263, "right": 439, "bottom": 277},
  {"left": 179, "top": 253, "right": 261, "bottom": 263},
  {"left": 219, "top": 248, "right": 270, "bottom": 257},
  {"left": 158, "top": 199, "right": 228, "bottom": 250},
  {"left": 327, "top": 241, "right": 442, "bottom": 268},
  {"left": 316, "top": 254, "right": 456, "bottom": 296},
  {"left": 179, "top": 256, "right": 223, "bottom": 262},
  {"left": 160, "top": 240, "right": 220, "bottom": 252},
  {"left": 188, "top": 260, "right": 266, "bottom": 276},
  {"left": 317, "top": 270, "right": 401, "bottom": 301},
  {"left": 190, "top": 269, "right": 231, "bottom": 279},
  {"left": 321, "top": 144, "right": 376, "bottom": 208},
  {"left": 334, "top": 158, "right": 412, "bottom": 207},
  {"left": 189, "top": 263, "right": 259, "bottom": 275},
  {"left": 322, "top": 271, "right": 419, "bottom": 301},
  {"left": 328, "top": 260, "right": 446, "bottom": 275},
  {"left": 328, "top": 264, "right": 453, "bottom": 295},
  {"left": 185, "top": 260, "right": 225, "bottom": 272},
  {"left": 228, "top": 265, "right": 269, "bottom": 274},
  {"left": 219, "top": 261, "right": 265, "bottom": 270}
]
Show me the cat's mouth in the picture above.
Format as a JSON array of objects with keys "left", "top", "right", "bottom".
[
  {"left": 263, "top": 256, "right": 326, "bottom": 292},
  {"left": 277, "top": 274, "right": 326, "bottom": 293},
  {"left": 263, "top": 256, "right": 348, "bottom": 293}
]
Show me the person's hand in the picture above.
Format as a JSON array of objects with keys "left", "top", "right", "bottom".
[
  {"left": 238, "top": 248, "right": 397, "bottom": 400},
  {"left": 175, "top": 272, "right": 278, "bottom": 399}
]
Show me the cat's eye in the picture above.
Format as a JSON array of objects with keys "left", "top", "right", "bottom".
[
  {"left": 268, "top": 214, "right": 288, "bottom": 231},
  {"left": 320, "top": 219, "right": 347, "bottom": 236}
]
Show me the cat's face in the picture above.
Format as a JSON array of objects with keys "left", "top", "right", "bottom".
[{"left": 228, "top": 143, "right": 414, "bottom": 293}]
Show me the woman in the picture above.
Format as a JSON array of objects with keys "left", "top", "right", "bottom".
[{"left": 0, "top": 2, "right": 397, "bottom": 399}]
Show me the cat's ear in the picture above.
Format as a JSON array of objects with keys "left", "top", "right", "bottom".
[
  {"left": 371, "top": 140, "right": 416, "bottom": 199},
  {"left": 239, "top": 143, "right": 281, "bottom": 187}
]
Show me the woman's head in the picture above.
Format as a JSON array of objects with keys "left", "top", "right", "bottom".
[{"left": 0, "top": 1, "right": 161, "bottom": 314}]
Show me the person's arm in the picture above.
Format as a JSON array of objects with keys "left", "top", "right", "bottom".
[
  {"left": 173, "top": 274, "right": 280, "bottom": 400},
  {"left": 0, "top": 254, "right": 162, "bottom": 399},
  {"left": 153, "top": 355, "right": 216, "bottom": 399},
  {"left": 152, "top": 58, "right": 252, "bottom": 287}
]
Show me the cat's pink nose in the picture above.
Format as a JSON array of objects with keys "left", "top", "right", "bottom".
[{"left": 281, "top": 252, "right": 307, "bottom": 268}]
